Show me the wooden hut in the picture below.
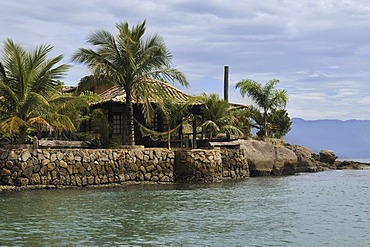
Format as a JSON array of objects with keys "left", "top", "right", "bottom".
[{"left": 91, "top": 80, "right": 199, "bottom": 147}]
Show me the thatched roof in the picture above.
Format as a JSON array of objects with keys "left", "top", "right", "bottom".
[{"left": 95, "top": 79, "right": 191, "bottom": 105}]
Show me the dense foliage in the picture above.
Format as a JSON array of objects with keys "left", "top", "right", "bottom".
[
  {"left": 0, "top": 39, "right": 85, "bottom": 143},
  {"left": 196, "top": 93, "right": 243, "bottom": 139},
  {"left": 235, "top": 79, "right": 290, "bottom": 138}
]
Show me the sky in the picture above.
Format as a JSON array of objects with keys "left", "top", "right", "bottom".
[{"left": 1, "top": 0, "right": 370, "bottom": 120}]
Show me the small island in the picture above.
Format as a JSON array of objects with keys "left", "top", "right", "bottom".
[{"left": 0, "top": 20, "right": 368, "bottom": 191}]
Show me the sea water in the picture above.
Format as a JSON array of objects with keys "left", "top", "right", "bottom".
[{"left": 0, "top": 170, "right": 369, "bottom": 246}]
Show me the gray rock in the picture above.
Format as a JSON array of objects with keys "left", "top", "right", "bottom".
[
  {"left": 22, "top": 167, "right": 33, "bottom": 179},
  {"left": 236, "top": 139, "right": 275, "bottom": 176},
  {"left": 319, "top": 150, "right": 337, "bottom": 164},
  {"left": 8, "top": 151, "right": 18, "bottom": 161},
  {"left": 273, "top": 145, "right": 298, "bottom": 175},
  {"left": 21, "top": 151, "right": 31, "bottom": 162},
  {"left": 288, "top": 145, "right": 317, "bottom": 173}
]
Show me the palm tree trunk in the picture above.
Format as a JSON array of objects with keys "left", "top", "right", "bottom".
[
  {"left": 167, "top": 125, "right": 171, "bottom": 150},
  {"left": 125, "top": 89, "right": 135, "bottom": 146},
  {"left": 263, "top": 110, "right": 268, "bottom": 138}
]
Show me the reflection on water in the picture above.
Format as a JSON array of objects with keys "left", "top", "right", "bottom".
[{"left": 1, "top": 171, "right": 369, "bottom": 246}]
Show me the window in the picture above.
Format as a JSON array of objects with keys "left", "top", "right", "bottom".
[{"left": 113, "top": 115, "right": 123, "bottom": 134}]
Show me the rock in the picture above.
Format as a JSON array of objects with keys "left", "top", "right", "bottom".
[
  {"left": 42, "top": 159, "right": 50, "bottom": 166},
  {"left": 21, "top": 151, "right": 31, "bottom": 162},
  {"left": 88, "top": 176, "right": 95, "bottom": 185},
  {"left": 8, "top": 151, "right": 18, "bottom": 161},
  {"left": 287, "top": 145, "right": 317, "bottom": 173},
  {"left": 57, "top": 152, "right": 64, "bottom": 161},
  {"left": 16, "top": 177, "right": 29, "bottom": 186},
  {"left": 50, "top": 153, "right": 57, "bottom": 162},
  {"left": 273, "top": 145, "right": 298, "bottom": 175},
  {"left": 40, "top": 166, "right": 48, "bottom": 176},
  {"left": 129, "top": 163, "right": 138, "bottom": 172},
  {"left": 11, "top": 172, "right": 18, "bottom": 179},
  {"left": 1, "top": 168, "right": 11, "bottom": 176},
  {"left": 236, "top": 139, "right": 276, "bottom": 176},
  {"left": 146, "top": 165, "right": 155, "bottom": 172},
  {"left": 22, "top": 167, "right": 33, "bottom": 179},
  {"left": 160, "top": 175, "right": 170, "bottom": 182},
  {"left": 139, "top": 166, "right": 146, "bottom": 174},
  {"left": 47, "top": 162, "right": 56, "bottom": 171},
  {"left": 319, "top": 150, "right": 337, "bottom": 164},
  {"left": 337, "top": 160, "right": 354, "bottom": 169},
  {"left": 59, "top": 160, "right": 68, "bottom": 168},
  {"left": 144, "top": 173, "right": 151, "bottom": 180},
  {"left": 31, "top": 174, "right": 41, "bottom": 184},
  {"left": 33, "top": 164, "right": 41, "bottom": 173},
  {"left": 357, "top": 164, "right": 370, "bottom": 170}
]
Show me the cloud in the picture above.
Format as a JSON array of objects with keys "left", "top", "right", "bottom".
[{"left": 1, "top": 0, "right": 370, "bottom": 120}]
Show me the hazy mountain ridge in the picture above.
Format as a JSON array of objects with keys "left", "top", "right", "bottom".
[{"left": 285, "top": 118, "right": 370, "bottom": 160}]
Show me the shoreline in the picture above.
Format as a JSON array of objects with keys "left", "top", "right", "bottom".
[{"left": 1, "top": 165, "right": 369, "bottom": 192}]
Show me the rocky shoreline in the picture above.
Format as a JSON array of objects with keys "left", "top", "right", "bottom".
[{"left": 0, "top": 139, "right": 369, "bottom": 192}]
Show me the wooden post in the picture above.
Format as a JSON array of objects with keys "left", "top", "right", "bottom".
[
  {"left": 224, "top": 65, "right": 229, "bottom": 102},
  {"left": 32, "top": 136, "right": 39, "bottom": 150},
  {"left": 192, "top": 118, "right": 197, "bottom": 148}
]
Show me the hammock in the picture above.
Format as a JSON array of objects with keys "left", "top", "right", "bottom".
[{"left": 134, "top": 118, "right": 182, "bottom": 141}]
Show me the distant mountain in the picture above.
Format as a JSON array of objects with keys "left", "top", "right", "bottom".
[{"left": 284, "top": 118, "right": 370, "bottom": 160}]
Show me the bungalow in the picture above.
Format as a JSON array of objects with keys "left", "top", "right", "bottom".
[{"left": 90, "top": 79, "right": 200, "bottom": 147}]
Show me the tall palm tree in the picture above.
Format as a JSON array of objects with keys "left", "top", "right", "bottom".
[
  {"left": 0, "top": 39, "right": 70, "bottom": 142},
  {"left": 235, "top": 79, "right": 288, "bottom": 138},
  {"left": 72, "top": 20, "right": 189, "bottom": 146}
]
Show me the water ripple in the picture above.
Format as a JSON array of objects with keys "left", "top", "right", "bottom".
[{"left": 0, "top": 170, "right": 369, "bottom": 246}]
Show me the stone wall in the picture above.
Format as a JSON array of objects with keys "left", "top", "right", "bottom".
[
  {"left": 220, "top": 148, "right": 249, "bottom": 178},
  {"left": 0, "top": 148, "right": 175, "bottom": 186},
  {"left": 174, "top": 149, "right": 223, "bottom": 183}
]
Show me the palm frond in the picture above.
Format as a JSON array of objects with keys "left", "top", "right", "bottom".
[{"left": 0, "top": 116, "right": 28, "bottom": 134}]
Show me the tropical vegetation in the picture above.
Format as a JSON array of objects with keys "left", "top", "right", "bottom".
[
  {"left": 196, "top": 93, "right": 243, "bottom": 139},
  {"left": 235, "top": 79, "right": 290, "bottom": 138},
  {"left": 0, "top": 39, "right": 87, "bottom": 143},
  {"left": 0, "top": 20, "right": 293, "bottom": 147},
  {"left": 72, "top": 20, "right": 188, "bottom": 146}
]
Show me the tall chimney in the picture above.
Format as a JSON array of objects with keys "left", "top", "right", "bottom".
[{"left": 224, "top": 65, "right": 229, "bottom": 102}]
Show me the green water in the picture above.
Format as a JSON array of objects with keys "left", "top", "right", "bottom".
[{"left": 1, "top": 170, "right": 369, "bottom": 246}]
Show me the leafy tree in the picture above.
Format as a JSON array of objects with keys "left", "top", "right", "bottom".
[
  {"left": 0, "top": 39, "right": 70, "bottom": 143},
  {"left": 235, "top": 79, "right": 288, "bottom": 138},
  {"left": 268, "top": 109, "right": 292, "bottom": 138},
  {"left": 72, "top": 20, "right": 188, "bottom": 146},
  {"left": 196, "top": 93, "right": 242, "bottom": 140},
  {"left": 232, "top": 107, "right": 253, "bottom": 137}
]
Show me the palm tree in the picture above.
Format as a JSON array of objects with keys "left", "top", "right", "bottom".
[
  {"left": 0, "top": 39, "right": 70, "bottom": 142},
  {"left": 72, "top": 20, "right": 189, "bottom": 146},
  {"left": 156, "top": 96, "right": 189, "bottom": 149},
  {"left": 197, "top": 93, "right": 242, "bottom": 140},
  {"left": 235, "top": 79, "right": 288, "bottom": 138}
]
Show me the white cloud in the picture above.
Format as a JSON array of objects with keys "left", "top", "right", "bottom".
[{"left": 0, "top": 0, "right": 370, "bottom": 120}]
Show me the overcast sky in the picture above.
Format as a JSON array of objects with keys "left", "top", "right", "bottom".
[{"left": 1, "top": 0, "right": 370, "bottom": 120}]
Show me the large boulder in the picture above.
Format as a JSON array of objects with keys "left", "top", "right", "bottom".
[
  {"left": 287, "top": 145, "right": 317, "bottom": 172},
  {"left": 273, "top": 145, "right": 298, "bottom": 175},
  {"left": 319, "top": 150, "right": 337, "bottom": 164},
  {"left": 236, "top": 140, "right": 276, "bottom": 176}
]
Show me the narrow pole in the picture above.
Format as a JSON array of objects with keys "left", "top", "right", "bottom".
[{"left": 224, "top": 65, "right": 229, "bottom": 102}]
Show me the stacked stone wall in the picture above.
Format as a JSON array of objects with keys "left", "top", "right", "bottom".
[
  {"left": 0, "top": 148, "right": 175, "bottom": 186},
  {"left": 174, "top": 149, "right": 223, "bottom": 183},
  {"left": 221, "top": 149, "right": 249, "bottom": 178}
]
